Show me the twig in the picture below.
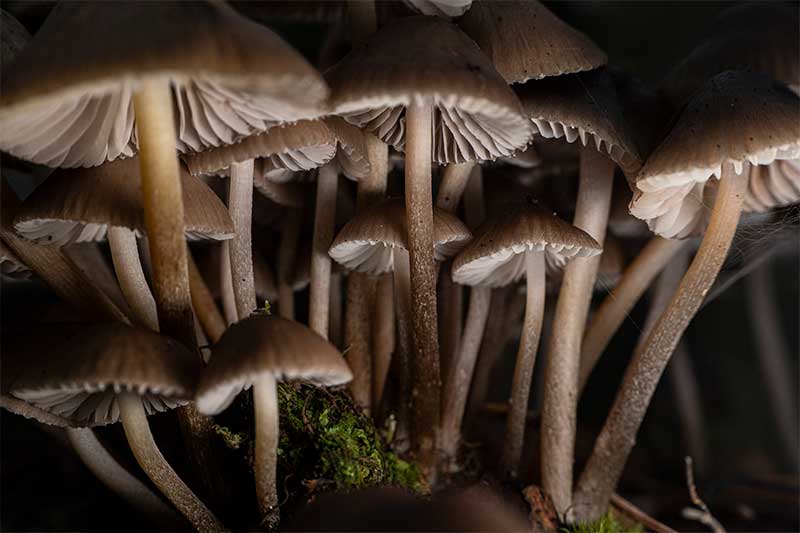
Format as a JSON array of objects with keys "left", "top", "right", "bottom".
[
  {"left": 682, "top": 456, "right": 726, "bottom": 533},
  {"left": 610, "top": 493, "right": 676, "bottom": 533}
]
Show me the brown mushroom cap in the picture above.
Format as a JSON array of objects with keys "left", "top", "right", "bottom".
[
  {"left": 452, "top": 201, "right": 601, "bottom": 288},
  {"left": 13, "top": 157, "right": 234, "bottom": 246},
  {"left": 0, "top": 1, "right": 328, "bottom": 167},
  {"left": 328, "top": 198, "right": 473, "bottom": 275},
  {"left": 517, "top": 68, "right": 643, "bottom": 174},
  {"left": 325, "top": 117, "right": 371, "bottom": 180},
  {"left": 3, "top": 322, "right": 199, "bottom": 426},
  {"left": 326, "top": 16, "right": 532, "bottom": 165},
  {"left": 631, "top": 71, "right": 800, "bottom": 238},
  {"left": 458, "top": 0, "right": 606, "bottom": 85},
  {"left": 196, "top": 315, "right": 352, "bottom": 415}
]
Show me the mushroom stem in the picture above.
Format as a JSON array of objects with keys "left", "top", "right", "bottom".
[
  {"left": 746, "top": 260, "right": 799, "bottom": 471},
  {"left": 277, "top": 209, "right": 302, "bottom": 320},
  {"left": 439, "top": 285, "right": 491, "bottom": 470},
  {"left": 373, "top": 272, "right": 395, "bottom": 406},
  {"left": 187, "top": 249, "right": 226, "bottom": 343},
  {"left": 578, "top": 237, "right": 687, "bottom": 393},
  {"left": 253, "top": 374, "right": 280, "bottom": 527},
  {"left": 572, "top": 164, "right": 747, "bottom": 523},
  {"left": 66, "top": 427, "right": 183, "bottom": 528},
  {"left": 118, "top": 392, "right": 223, "bottom": 533},
  {"left": 228, "top": 159, "right": 257, "bottom": 320},
  {"left": 502, "top": 250, "right": 545, "bottom": 476},
  {"left": 132, "top": 78, "right": 195, "bottom": 349},
  {"left": 392, "top": 247, "right": 413, "bottom": 452},
  {"left": 107, "top": 226, "right": 159, "bottom": 331},
  {"left": 310, "top": 163, "right": 339, "bottom": 338},
  {"left": 220, "top": 241, "right": 237, "bottom": 326},
  {"left": 541, "top": 145, "right": 614, "bottom": 517},
  {"left": 436, "top": 162, "right": 475, "bottom": 211},
  {"left": 330, "top": 272, "right": 343, "bottom": 348},
  {"left": 405, "top": 96, "right": 440, "bottom": 478}
]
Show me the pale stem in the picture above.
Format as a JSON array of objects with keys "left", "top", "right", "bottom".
[
  {"left": 118, "top": 393, "right": 223, "bottom": 532},
  {"left": 579, "top": 237, "right": 687, "bottom": 393},
  {"left": 501, "top": 250, "right": 545, "bottom": 477},
  {"left": 66, "top": 427, "right": 183, "bottom": 528},
  {"left": 405, "top": 97, "right": 440, "bottom": 479},
  {"left": 253, "top": 374, "right": 280, "bottom": 528},
  {"left": 220, "top": 241, "right": 237, "bottom": 326},
  {"left": 573, "top": 165, "right": 748, "bottom": 523},
  {"left": 373, "top": 272, "right": 396, "bottom": 406},
  {"left": 108, "top": 226, "right": 159, "bottom": 331},
  {"left": 309, "top": 163, "right": 339, "bottom": 338},
  {"left": 228, "top": 160, "right": 257, "bottom": 320},
  {"left": 541, "top": 145, "right": 614, "bottom": 517}
]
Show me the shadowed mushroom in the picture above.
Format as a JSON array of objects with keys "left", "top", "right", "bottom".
[
  {"left": 196, "top": 315, "right": 352, "bottom": 528},
  {"left": 448, "top": 200, "right": 600, "bottom": 476},
  {"left": 0, "top": 239, "right": 31, "bottom": 280}
]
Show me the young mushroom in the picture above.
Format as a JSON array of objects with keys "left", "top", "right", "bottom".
[
  {"left": 448, "top": 200, "right": 601, "bottom": 476},
  {"left": 196, "top": 315, "right": 353, "bottom": 528}
]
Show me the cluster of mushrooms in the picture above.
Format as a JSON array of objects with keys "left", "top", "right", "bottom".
[{"left": 1, "top": 1, "right": 798, "bottom": 531}]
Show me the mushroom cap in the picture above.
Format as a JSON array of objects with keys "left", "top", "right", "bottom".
[
  {"left": 452, "top": 201, "right": 601, "bottom": 288},
  {"left": 458, "top": 0, "right": 607, "bottom": 85},
  {"left": 0, "top": 1, "right": 328, "bottom": 167},
  {"left": 744, "top": 158, "right": 800, "bottom": 213},
  {"left": 329, "top": 198, "right": 473, "bottom": 275},
  {"left": 184, "top": 120, "right": 337, "bottom": 179},
  {"left": 13, "top": 157, "right": 234, "bottom": 246},
  {"left": 662, "top": 3, "right": 800, "bottom": 106},
  {"left": 517, "top": 68, "right": 643, "bottom": 174},
  {"left": 631, "top": 71, "right": 800, "bottom": 238},
  {"left": 196, "top": 315, "right": 352, "bottom": 415},
  {"left": 2, "top": 322, "right": 199, "bottom": 427},
  {"left": 403, "top": 0, "right": 472, "bottom": 18},
  {"left": 325, "top": 117, "right": 372, "bottom": 180},
  {"left": 326, "top": 16, "right": 532, "bottom": 165}
]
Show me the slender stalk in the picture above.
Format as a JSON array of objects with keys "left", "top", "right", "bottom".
[
  {"left": 329, "top": 272, "right": 343, "bottom": 348},
  {"left": 118, "top": 393, "right": 223, "bottom": 532},
  {"left": 373, "top": 272, "right": 395, "bottom": 406},
  {"left": 66, "top": 428, "right": 182, "bottom": 528},
  {"left": 439, "top": 285, "right": 491, "bottom": 471},
  {"left": 392, "top": 247, "right": 413, "bottom": 452},
  {"left": 228, "top": 160, "right": 256, "bottom": 320},
  {"left": 220, "top": 241, "right": 237, "bottom": 326},
  {"left": 187, "top": 249, "right": 226, "bottom": 343},
  {"left": 541, "top": 146, "right": 614, "bottom": 517},
  {"left": 108, "top": 226, "right": 158, "bottom": 331},
  {"left": 253, "top": 374, "right": 280, "bottom": 528},
  {"left": 310, "top": 163, "right": 339, "bottom": 338},
  {"left": 746, "top": 262, "right": 799, "bottom": 471},
  {"left": 573, "top": 164, "right": 747, "bottom": 523},
  {"left": 133, "top": 78, "right": 194, "bottom": 349},
  {"left": 405, "top": 97, "right": 440, "bottom": 479},
  {"left": 579, "top": 237, "right": 687, "bottom": 393},
  {"left": 502, "top": 251, "right": 546, "bottom": 477},
  {"left": 277, "top": 210, "right": 302, "bottom": 320}
]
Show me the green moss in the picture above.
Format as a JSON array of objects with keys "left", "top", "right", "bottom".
[
  {"left": 212, "top": 424, "right": 248, "bottom": 450},
  {"left": 562, "top": 512, "right": 642, "bottom": 533},
  {"left": 277, "top": 385, "right": 423, "bottom": 493}
]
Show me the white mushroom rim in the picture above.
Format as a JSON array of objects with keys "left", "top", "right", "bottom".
[
  {"left": 12, "top": 383, "right": 187, "bottom": 426},
  {"left": 14, "top": 219, "right": 234, "bottom": 247},
  {"left": 334, "top": 93, "right": 533, "bottom": 165},
  {"left": 453, "top": 241, "right": 601, "bottom": 288},
  {"left": 329, "top": 237, "right": 469, "bottom": 276}
]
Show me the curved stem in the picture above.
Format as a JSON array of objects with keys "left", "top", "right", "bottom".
[
  {"left": 253, "top": 374, "right": 280, "bottom": 528},
  {"left": 277, "top": 210, "right": 302, "bottom": 320},
  {"left": 66, "top": 428, "right": 183, "bottom": 528},
  {"left": 439, "top": 285, "right": 491, "bottom": 471},
  {"left": 228, "top": 160, "right": 256, "bottom": 320},
  {"left": 573, "top": 164, "right": 747, "bottom": 523},
  {"left": 392, "top": 247, "right": 413, "bottom": 453},
  {"left": 118, "top": 393, "right": 223, "bottom": 532},
  {"left": 579, "top": 237, "right": 687, "bottom": 393},
  {"left": 310, "top": 163, "right": 339, "bottom": 338},
  {"left": 373, "top": 272, "right": 395, "bottom": 407},
  {"left": 541, "top": 146, "right": 614, "bottom": 517},
  {"left": 220, "top": 241, "right": 237, "bottom": 326},
  {"left": 108, "top": 226, "right": 159, "bottom": 331},
  {"left": 502, "top": 251, "right": 545, "bottom": 477},
  {"left": 187, "top": 248, "right": 225, "bottom": 343},
  {"left": 405, "top": 97, "right": 440, "bottom": 480}
]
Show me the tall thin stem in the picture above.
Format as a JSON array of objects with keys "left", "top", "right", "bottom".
[
  {"left": 187, "top": 249, "right": 225, "bottom": 343},
  {"left": 253, "top": 374, "right": 280, "bottom": 528},
  {"left": 309, "top": 163, "right": 339, "bottom": 338},
  {"left": 118, "top": 393, "right": 223, "bottom": 532},
  {"left": 373, "top": 273, "right": 395, "bottom": 406},
  {"left": 108, "top": 226, "right": 158, "bottom": 331},
  {"left": 541, "top": 146, "right": 614, "bottom": 517},
  {"left": 228, "top": 160, "right": 256, "bottom": 320},
  {"left": 405, "top": 97, "right": 440, "bottom": 479},
  {"left": 502, "top": 251, "right": 545, "bottom": 477},
  {"left": 573, "top": 165, "right": 747, "bottom": 523},
  {"left": 220, "top": 241, "right": 237, "bottom": 326}
]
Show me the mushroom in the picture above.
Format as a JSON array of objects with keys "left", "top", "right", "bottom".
[
  {"left": 448, "top": 200, "right": 601, "bottom": 476},
  {"left": 3, "top": 322, "right": 222, "bottom": 531},
  {"left": 326, "top": 16, "right": 530, "bottom": 474},
  {"left": 0, "top": 239, "right": 31, "bottom": 280},
  {"left": 329, "top": 198, "right": 472, "bottom": 450},
  {"left": 13, "top": 157, "right": 233, "bottom": 332},
  {"left": 196, "top": 315, "right": 353, "bottom": 527},
  {"left": 573, "top": 71, "right": 800, "bottom": 522}
]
